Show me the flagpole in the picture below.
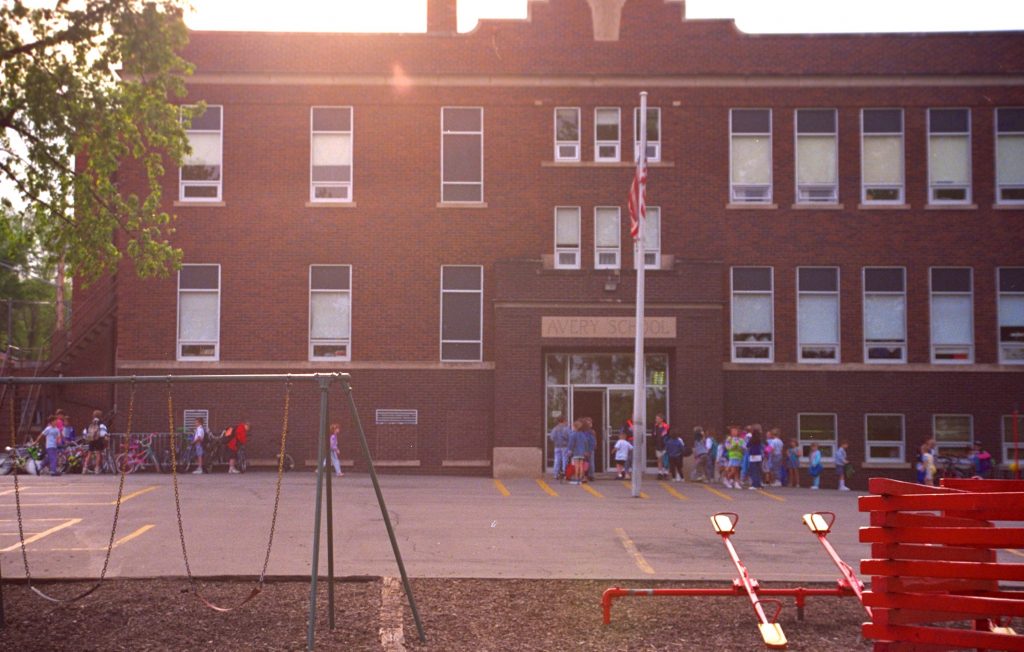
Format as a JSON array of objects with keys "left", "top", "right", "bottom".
[{"left": 631, "top": 91, "right": 648, "bottom": 498}]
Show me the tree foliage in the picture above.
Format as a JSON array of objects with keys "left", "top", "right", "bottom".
[{"left": 1, "top": 0, "right": 195, "bottom": 281}]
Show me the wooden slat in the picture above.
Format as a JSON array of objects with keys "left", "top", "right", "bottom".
[
  {"left": 870, "top": 511, "right": 994, "bottom": 528},
  {"left": 868, "top": 478, "right": 967, "bottom": 495},
  {"left": 862, "top": 559, "right": 1024, "bottom": 581},
  {"left": 870, "top": 576, "right": 999, "bottom": 594},
  {"left": 860, "top": 526, "right": 1024, "bottom": 547},
  {"left": 940, "top": 479, "right": 1024, "bottom": 492},
  {"left": 859, "top": 493, "right": 1024, "bottom": 514},
  {"left": 872, "top": 605, "right": 979, "bottom": 626},
  {"left": 862, "top": 623, "right": 1024, "bottom": 651},
  {"left": 945, "top": 509, "right": 1024, "bottom": 521},
  {"left": 870, "top": 543, "right": 996, "bottom": 562},
  {"left": 863, "top": 591, "right": 1024, "bottom": 618}
]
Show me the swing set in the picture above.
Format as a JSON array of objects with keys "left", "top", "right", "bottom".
[{"left": 0, "top": 372, "right": 425, "bottom": 650}]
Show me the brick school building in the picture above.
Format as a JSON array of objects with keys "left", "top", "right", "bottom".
[{"left": 59, "top": 0, "right": 1023, "bottom": 483}]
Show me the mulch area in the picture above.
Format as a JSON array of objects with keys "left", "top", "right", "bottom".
[{"left": 0, "top": 577, "right": 871, "bottom": 650}]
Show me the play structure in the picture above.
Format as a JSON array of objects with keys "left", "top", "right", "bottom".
[{"left": 0, "top": 372, "right": 425, "bottom": 650}]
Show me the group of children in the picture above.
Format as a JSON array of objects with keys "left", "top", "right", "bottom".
[
  {"left": 33, "top": 408, "right": 110, "bottom": 476},
  {"left": 916, "top": 438, "right": 994, "bottom": 485}
]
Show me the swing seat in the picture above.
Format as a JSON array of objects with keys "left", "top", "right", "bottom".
[{"left": 758, "top": 622, "right": 788, "bottom": 649}]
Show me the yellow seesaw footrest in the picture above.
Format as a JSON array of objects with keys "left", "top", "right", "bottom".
[{"left": 759, "top": 623, "right": 788, "bottom": 649}]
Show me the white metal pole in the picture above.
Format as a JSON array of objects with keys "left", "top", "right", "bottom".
[{"left": 631, "top": 91, "right": 648, "bottom": 498}]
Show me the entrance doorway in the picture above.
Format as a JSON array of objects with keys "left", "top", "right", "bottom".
[{"left": 572, "top": 389, "right": 604, "bottom": 474}]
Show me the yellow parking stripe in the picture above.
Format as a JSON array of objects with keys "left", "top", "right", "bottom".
[
  {"left": 616, "top": 528, "right": 655, "bottom": 575},
  {"left": 535, "top": 479, "right": 558, "bottom": 497},
  {"left": 581, "top": 483, "right": 604, "bottom": 499},
  {"left": 0, "top": 518, "right": 81, "bottom": 552},
  {"left": 49, "top": 524, "right": 156, "bottom": 552},
  {"left": 658, "top": 481, "right": 688, "bottom": 500},
  {"left": 701, "top": 484, "right": 734, "bottom": 501},
  {"left": 756, "top": 488, "right": 785, "bottom": 502},
  {"left": 115, "top": 485, "right": 157, "bottom": 504},
  {"left": 493, "top": 479, "right": 510, "bottom": 497},
  {"left": 0, "top": 487, "right": 30, "bottom": 496},
  {"left": 622, "top": 481, "right": 649, "bottom": 498}
]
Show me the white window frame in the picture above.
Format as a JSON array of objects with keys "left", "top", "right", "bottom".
[
  {"left": 179, "top": 105, "right": 223, "bottom": 202},
  {"left": 594, "top": 206, "right": 621, "bottom": 270},
  {"left": 927, "top": 108, "right": 972, "bottom": 205},
  {"left": 636, "top": 206, "right": 661, "bottom": 270},
  {"left": 594, "top": 107, "right": 620, "bottom": 163},
  {"left": 932, "top": 414, "right": 973, "bottom": 458},
  {"left": 798, "top": 413, "right": 837, "bottom": 463},
  {"left": 309, "top": 106, "right": 353, "bottom": 203},
  {"left": 863, "top": 267, "right": 907, "bottom": 364},
  {"left": 930, "top": 267, "right": 974, "bottom": 364},
  {"left": 308, "top": 265, "right": 352, "bottom": 361},
  {"left": 998, "top": 267, "right": 1024, "bottom": 364},
  {"left": 729, "top": 108, "right": 773, "bottom": 204},
  {"left": 996, "top": 107, "right": 1024, "bottom": 205},
  {"left": 183, "top": 409, "right": 210, "bottom": 433},
  {"left": 440, "top": 106, "right": 484, "bottom": 203},
  {"left": 553, "top": 206, "right": 581, "bottom": 270},
  {"left": 1003, "top": 414, "right": 1023, "bottom": 467},
  {"left": 730, "top": 267, "right": 774, "bottom": 363},
  {"left": 861, "top": 108, "right": 905, "bottom": 205},
  {"left": 440, "top": 265, "right": 483, "bottom": 362},
  {"left": 797, "top": 267, "right": 841, "bottom": 364},
  {"left": 795, "top": 108, "right": 839, "bottom": 204},
  {"left": 633, "top": 106, "right": 661, "bottom": 162},
  {"left": 864, "top": 413, "right": 905, "bottom": 464},
  {"left": 554, "top": 107, "right": 581, "bottom": 162},
  {"left": 176, "top": 264, "right": 221, "bottom": 362}
]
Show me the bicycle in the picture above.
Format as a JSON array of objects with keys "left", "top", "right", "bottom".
[
  {"left": 115, "top": 434, "right": 163, "bottom": 473},
  {"left": 58, "top": 441, "right": 88, "bottom": 474},
  {"left": 163, "top": 432, "right": 198, "bottom": 473},
  {"left": 934, "top": 455, "right": 975, "bottom": 480}
]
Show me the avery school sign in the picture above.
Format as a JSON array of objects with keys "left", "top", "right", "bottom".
[{"left": 541, "top": 316, "right": 677, "bottom": 339}]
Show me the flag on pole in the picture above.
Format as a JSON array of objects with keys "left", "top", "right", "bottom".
[{"left": 628, "top": 144, "right": 647, "bottom": 240}]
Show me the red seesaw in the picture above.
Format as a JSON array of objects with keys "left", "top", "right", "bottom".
[{"left": 602, "top": 511, "right": 868, "bottom": 649}]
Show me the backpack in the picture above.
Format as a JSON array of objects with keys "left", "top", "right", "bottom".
[
  {"left": 86, "top": 420, "right": 100, "bottom": 442},
  {"left": 680, "top": 440, "right": 692, "bottom": 458}
]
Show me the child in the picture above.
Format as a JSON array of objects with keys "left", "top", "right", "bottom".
[
  {"left": 970, "top": 441, "right": 992, "bottom": 478},
  {"left": 787, "top": 439, "right": 801, "bottom": 488},
  {"left": 614, "top": 431, "right": 633, "bottom": 480},
  {"left": 665, "top": 432, "right": 685, "bottom": 482},
  {"left": 835, "top": 440, "right": 851, "bottom": 491},
  {"left": 192, "top": 416, "right": 206, "bottom": 474},
  {"left": 35, "top": 415, "right": 62, "bottom": 476},
  {"left": 808, "top": 443, "right": 822, "bottom": 490},
  {"left": 82, "top": 409, "right": 108, "bottom": 475},
  {"left": 726, "top": 427, "right": 744, "bottom": 489},
  {"left": 567, "top": 420, "right": 587, "bottom": 485},
  {"left": 330, "top": 423, "right": 343, "bottom": 478},
  {"left": 746, "top": 429, "right": 764, "bottom": 490},
  {"left": 691, "top": 427, "right": 708, "bottom": 482},
  {"left": 920, "top": 442, "right": 936, "bottom": 486}
]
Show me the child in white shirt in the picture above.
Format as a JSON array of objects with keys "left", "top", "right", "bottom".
[{"left": 614, "top": 432, "right": 634, "bottom": 480}]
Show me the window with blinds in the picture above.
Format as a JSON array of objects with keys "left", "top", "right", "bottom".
[
  {"left": 554, "top": 207, "right": 581, "bottom": 269},
  {"left": 594, "top": 207, "right": 621, "bottom": 269},
  {"left": 177, "top": 265, "right": 220, "bottom": 360},
  {"left": 928, "top": 108, "right": 971, "bottom": 204},
  {"left": 996, "top": 108, "right": 1024, "bottom": 204},
  {"left": 861, "top": 109, "right": 904, "bottom": 204},
  {"left": 863, "top": 267, "right": 906, "bottom": 363},
  {"left": 930, "top": 267, "right": 974, "bottom": 363},
  {"left": 795, "top": 109, "right": 838, "bottom": 203},
  {"left": 731, "top": 267, "right": 774, "bottom": 362},
  {"left": 310, "top": 107, "right": 353, "bottom": 202},
  {"left": 798, "top": 267, "right": 840, "bottom": 362},
  {"left": 730, "top": 109, "right": 772, "bottom": 203}
]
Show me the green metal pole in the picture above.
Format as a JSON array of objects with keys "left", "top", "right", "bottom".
[
  {"left": 306, "top": 376, "right": 333, "bottom": 651},
  {"left": 342, "top": 377, "right": 426, "bottom": 643}
]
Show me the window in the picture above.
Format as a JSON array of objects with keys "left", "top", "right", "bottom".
[
  {"left": 1003, "top": 414, "right": 1023, "bottom": 466},
  {"left": 440, "top": 265, "right": 483, "bottom": 361},
  {"left": 637, "top": 206, "right": 661, "bottom": 269},
  {"left": 554, "top": 207, "right": 581, "bottom": 269},
  {"left": 799, "top": 413, "right": 836, "bottom": 461},
  {"left": 633, "top": 107, "right": 661, "bottom": 162},
  {"left": 594, "top": 207, "right": 620, "bottom": 269},
  {"left": 309, "top": 265, "right": 352, "bottom": 361},
  {"left": 998, "top": 267, "right": 1024, "bottom": 363},
  {"left": 554, "top": 108, "right": 581, "bottom": 162},
  {"left": 996, "top": 108, "right": 1024, "bottom": 204},
  {"left": 310, "top": 107, "right": 353, "bottom": 202},
  {"left": 177, "top": 264, "right": 220, "bottom": 360},
  {"left": 730, "top": 109, "right": 772, "bottom": 203},
  {"left": 863, "top": 267, "right": 907, "bottom": 363},
  {"left": 180, "top": 105, "right": 222, "bottom": 201},
  {"left": 441, "top": 107, "right": 483, "bottom": 203},
  {"left": 932, "top": 414, "right": 972, "bottom": 457},
  {"left": 861, "top": 109, "right": 904, "bottom": 204},
  {"left": 865, "top": 414, "right": 905, "bottom": 463},
  {"left": 795, "top": 109, "right": 838, "bottom": 203},
  {"left": 798, "top": 267, "right": 840, "bottom": 362},
  {"left": 930, "top": 267, "right": 974, "bottom": 363},
  {"left": 183, "top": 409, "right": 210, "bottom": 432},
  {"left": 595, "top": 108, "right": 620, "bottom": 162},
  {"left": 731, "top": 267, "right": 774, "bottom": 362},
  {"left": 928, "top": 108, "right": 971, "bottom": 204}
]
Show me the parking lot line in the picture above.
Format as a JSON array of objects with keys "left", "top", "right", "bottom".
[
  {"left": 756, "top": 489, "right": 786, "bottom": 502},
  {"left": 116, "top": 485, "right": 158, "bottom": 504},
  {"left": 0, "top": 487, "right": 29, "bottom": 496},
  {"left": 581, "top": 484, "right": 604, "bottom": 499},
  {"left": 621, "top": 481, "right": 650, "bottom": 498},
  {"left": 0, "top": 518, "right": 81, "bottom": 553},
  {"left": 48, "top": 524, "right": 156, "bottom": 552},
  {"left": 493, "top": 479, "right": 510, "bottom": 497},
  {"left": 535, "top": 479, "right": 558, "bottom": 497},
  {"left": 658, "top": 481, "right": 688, "bottom": 501},
  {"left": 701, "top": 484, "right": 734, "bottom": 501},
  {"left": 615, "top": 527, "right": 655, "bottom": 575}
]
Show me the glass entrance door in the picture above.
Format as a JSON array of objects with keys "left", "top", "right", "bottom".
[{"left": 606, "top": 388, "right": 633, "bottom": 474}]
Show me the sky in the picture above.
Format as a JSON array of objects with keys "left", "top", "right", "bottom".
[{"left": 185, "top": 0, "right": 1024, "bottom": 34}]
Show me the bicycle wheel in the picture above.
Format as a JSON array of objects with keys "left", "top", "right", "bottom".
[
  {"left": 115, "top": 453, "right": 135, "bottom": 474},
  {"left": 237, "top": 448, "right": 248, "bottom": 473},
  {"left": 147, "top": 451, "right": 162, "bottom": 473}
]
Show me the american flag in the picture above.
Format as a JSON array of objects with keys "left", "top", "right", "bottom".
[{"left": 628, "top": 152, "right": 647, "bottom": 240}]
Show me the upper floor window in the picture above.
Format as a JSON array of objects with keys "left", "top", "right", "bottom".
[
  {"left": 554, "top": 108, "right": 581, "bottom": 162},
  {"left": 440, "top": 265, "right": 483, "bottom": 362},
  {"left": 998, "top": 267, "right": 1024, "bottom": 364},
  {"left": 554, "top": 207, "right": 581, "bottom": 269},
  {"left": 797, "top": 267, "right": 840, "bottom": 363},
  {"left": 441, "top": 107, "right": 483, "bottom": 203},
  {"left": 731, "top": 267, "right": 774, "bottom": 363},
  {"left": 310, "top": 107, "right": 353, "bottom": 202},
  {"left": 996, "top": 108, "right": 1024, "bottom": 204},
  {"left": 633, "top": 107, "right": 661, "bottom": 162},
  {"left": 180, "top": 105, "right": 222, "bottom": 201},
  {"left": 594, "top": 108, "right": 620, "bottom": 162},
  {"left": 928, "top": 108, "right": 971, "bottom": 204},
  {"left": 177, "top": 264, "right": 220, "bottom": 361},
  {"left": 863, "top": 267, "right": 906, "bottom": 363},
  {"left": 594, "top": 207, "right": 620, "bottom": 269},
  {"left": 861, "top": 109, "right": 904, "bottom": 204},
  {"left": 795, "top": 109, "right": 838, "bottom": 203},
  {"left": 730, "top": 109, "right": 772, "bottom": 204},
  {"left": 637, "top": 206, "right": 661, "bottom": 269},
  {"left": 930, "top": 267, "right": 974, "bottom": 363},
  {"left": 309, "top": 265, "right": 352, "bottom": 361}
]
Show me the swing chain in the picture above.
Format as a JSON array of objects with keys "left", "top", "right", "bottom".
[
  {"left": 259, "top": 378, "right": 291, "bottom": 584},
  {"left": 167, "top": 380, "right": 196, "bottom": 585},
  {"left": 95, "top": 380, "right": 135, "bottom": 583},
  {"left": 9, "top": 380, "right": 31, "bottom": 586}
]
